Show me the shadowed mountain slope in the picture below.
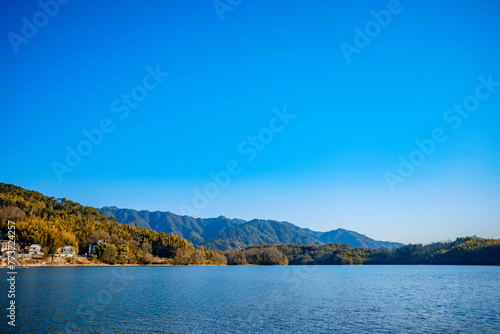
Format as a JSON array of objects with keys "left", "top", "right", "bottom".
[{"left": 99, "top": 207, "right": 403, "bottom": 251}]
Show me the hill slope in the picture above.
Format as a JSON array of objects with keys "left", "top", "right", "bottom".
[
  {"left": 99, "top": 207, "right": 403, "bottom": 251},
  {"left": 201, "top": 219, "right": 324, "bottom": 251},
  {"left": 99, "top": 206, "right": 244, "bottom": 244},
  {"left": 319, "top": 228, "right": 402, "bottom": 249},
  {"left": 0, "top": 182, "right": 208, "bottom": 264}
]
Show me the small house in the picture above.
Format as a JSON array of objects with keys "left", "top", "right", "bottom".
[
  {"left": 1, "top": 240, "right": 19, "bottom": 256},
  {"left": 29, "top": 244, "right": 42, "bottom": 254},
  {"left": 0, "top": 240, "right": 10, "bottom": 253},
  {"left": 61, "top": 245, "right": 75, "bottom": 257}
]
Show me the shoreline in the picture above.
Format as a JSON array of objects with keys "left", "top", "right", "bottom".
[
  {"left": 2, "top": 263, "right": 498, "bottom": 268},
  {"left": 0, "top": 264, "right": 227, "bottom": 268},
  {"left": 0, "top": 259, "right": 229, "bottom": 268}
]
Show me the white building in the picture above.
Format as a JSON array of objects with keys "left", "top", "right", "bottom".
[
  {"left": 61, "top": 245, "right": 75, "bottom": 256},
  {"left": 29, "top": 244, "right": 42, "bottom": 254},
  {"left": 1, "top": 240, "right": 20, "bottom": 256}
]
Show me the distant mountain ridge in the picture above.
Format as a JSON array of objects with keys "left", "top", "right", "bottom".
[{"left": 99, "top": 206, "right": 403, "bottom": 251}]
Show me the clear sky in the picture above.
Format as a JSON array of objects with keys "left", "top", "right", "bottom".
[{"left": 1, "top": 0, "right": 500, "bottom": 244}]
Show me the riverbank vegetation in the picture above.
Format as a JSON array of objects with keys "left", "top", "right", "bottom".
[{"left": 226, "top": 238, "right": 500, "bottom": 265}]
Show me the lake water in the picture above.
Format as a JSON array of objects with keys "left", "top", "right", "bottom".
[{"left": 1, "top": 265, "right": 499, "bottom": 333}]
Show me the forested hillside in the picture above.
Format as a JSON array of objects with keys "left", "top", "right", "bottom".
[
  {"left": 100, "top": 207, "right": 403, "bottom": 251},
  {"left": 0, "top": 183, "right": 225, "bottom": 265},
  {"left": 2, "top": 183, "right": 498, "bottom": 266},
  {"left": 226, "top": 238, "right": 500, "bottom": 265},
  {"left": 100, "top": 206, "right": 244, "bottom": 245}
]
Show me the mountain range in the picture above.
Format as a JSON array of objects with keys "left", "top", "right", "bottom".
[{"left": 99, "top": 206, "right": 403, "bottom": 251}]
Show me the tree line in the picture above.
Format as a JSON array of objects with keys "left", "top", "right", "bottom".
[{"left": 225, "top": 238, "right": 500, "bottom": 265}]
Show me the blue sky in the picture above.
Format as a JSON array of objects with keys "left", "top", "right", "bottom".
[{"left": 1, "top": 0, "right": 499, "bottom": 244}]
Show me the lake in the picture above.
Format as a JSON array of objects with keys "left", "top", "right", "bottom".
[{"left": 1, "top": 265, "right": 499, "bottom": 333}]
